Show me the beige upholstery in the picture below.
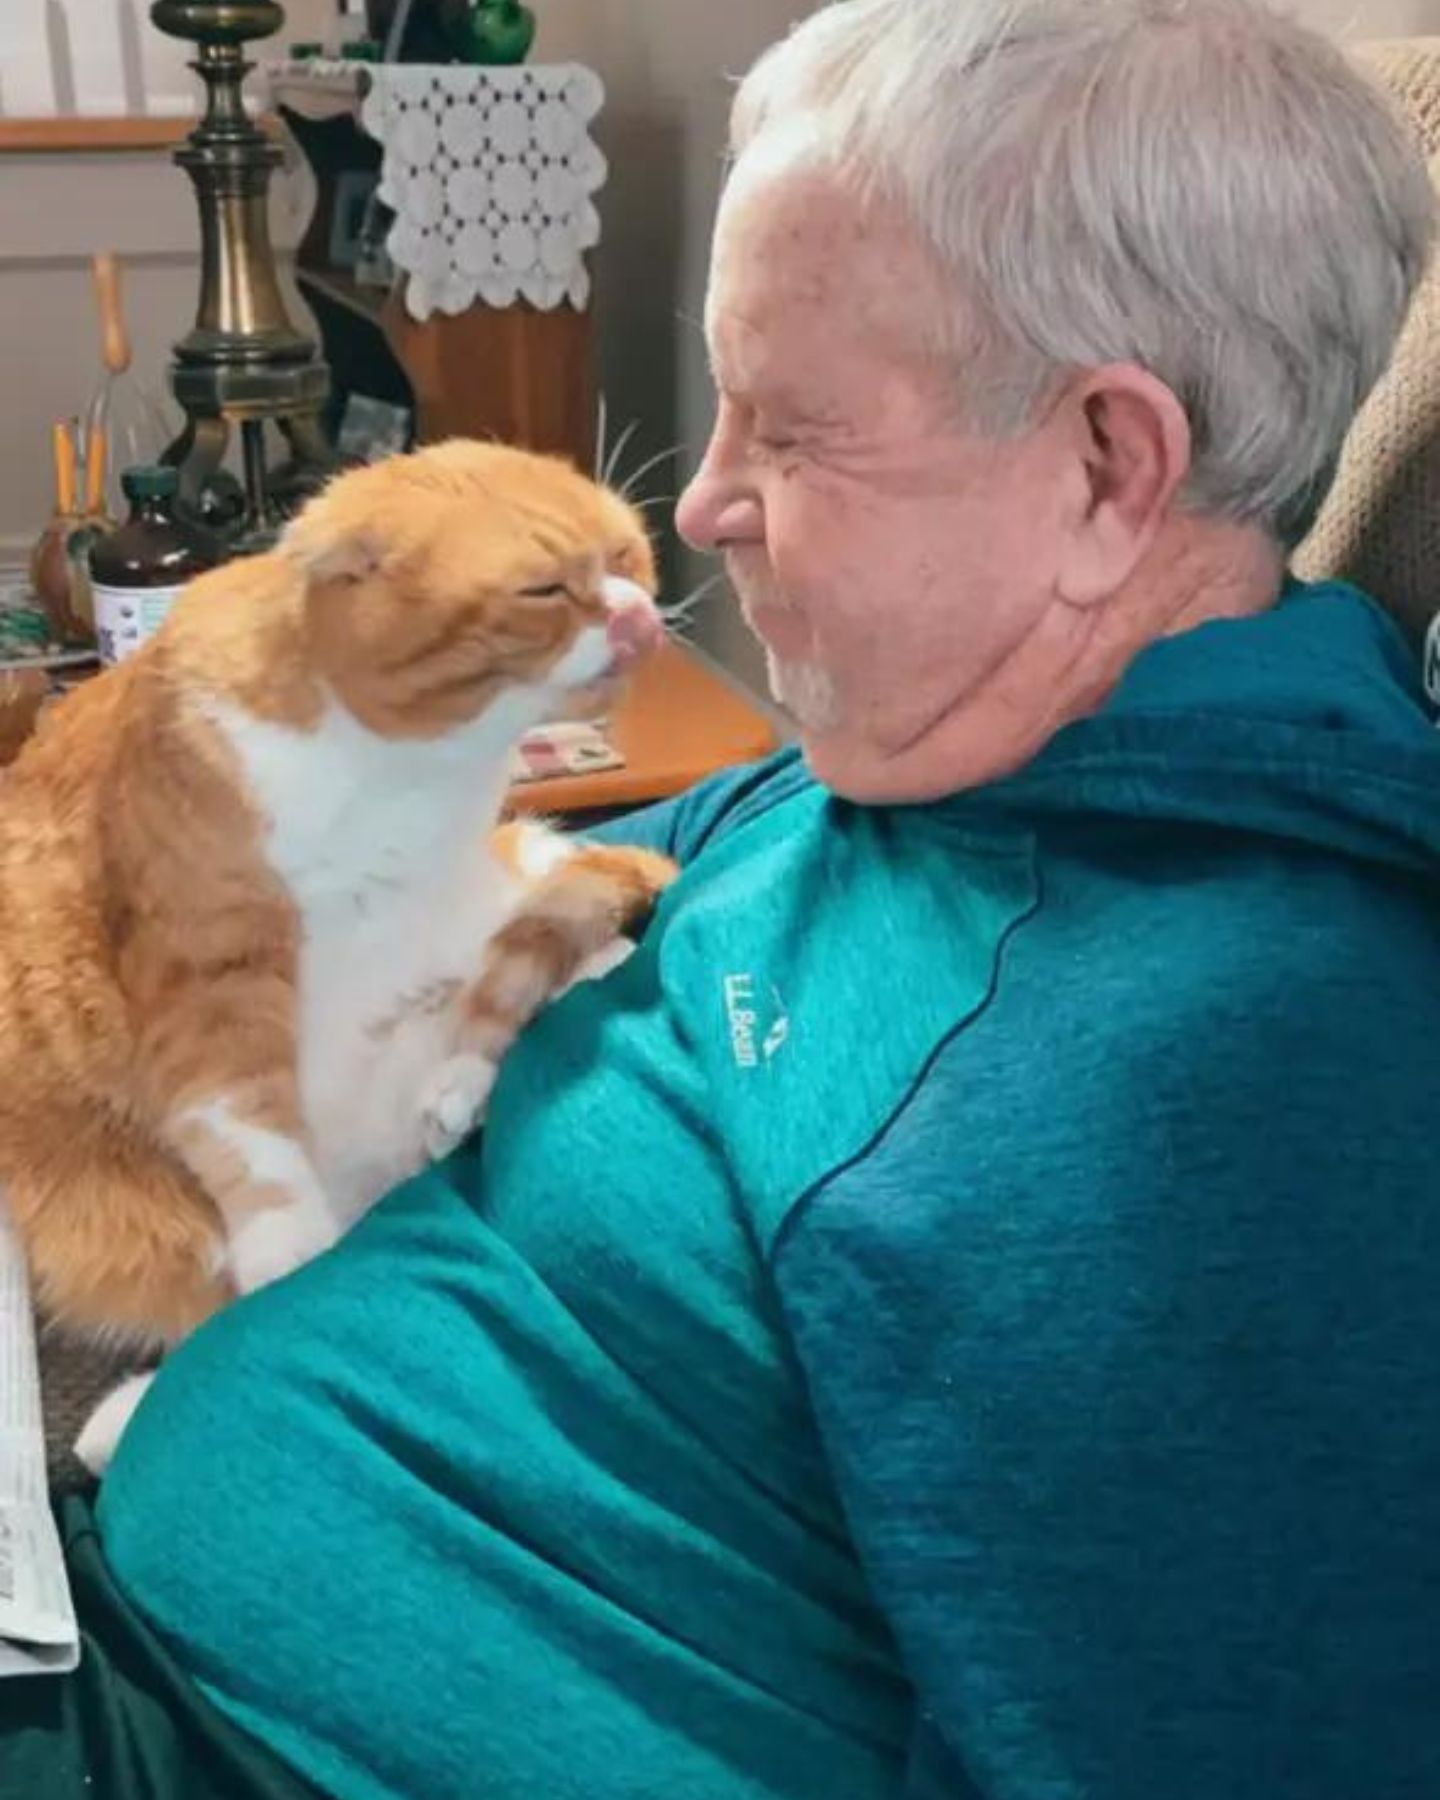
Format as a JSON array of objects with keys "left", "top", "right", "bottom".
[
  {"left": 40, "top": 1335, "right": 150, "bottom": 1491},
  {"left": 1295, "top": 39, "right": 1440, "bottom": 657}
]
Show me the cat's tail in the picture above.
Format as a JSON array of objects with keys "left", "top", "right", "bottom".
[{"left": 0, "top": 670, "right": 46, "bottom": 768}]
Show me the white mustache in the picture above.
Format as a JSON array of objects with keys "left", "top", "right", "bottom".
[{"left": 726, "top": 560, "right": 794, "bottom": 614}]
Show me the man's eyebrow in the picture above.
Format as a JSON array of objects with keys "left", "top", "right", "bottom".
[
  {"left": 706, "top": 342, "right": 741, "bottom": 393},
  {"left": 708, "top": 359, "right": 821, "bottom": 415},
  {"left": 705, "top": 332, "right": 760, "bottom": 399},
  {"left": 705, "top": 328, "right": 843, "bottom": 419}
]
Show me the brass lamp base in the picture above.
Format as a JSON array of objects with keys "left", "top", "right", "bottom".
[{"left": 152, "top": 0, "right": 335, "bottom": 543}]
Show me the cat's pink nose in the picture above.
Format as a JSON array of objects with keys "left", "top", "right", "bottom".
[{"left": 602, "top": 578, "right": 665, "bottom": 669}]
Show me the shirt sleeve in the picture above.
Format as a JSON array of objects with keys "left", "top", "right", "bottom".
[{"left": 771, "top": 913, "right": 1440, "bottom": 1799}]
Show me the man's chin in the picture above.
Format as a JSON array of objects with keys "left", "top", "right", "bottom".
[
  {"left": 799, "top": 691, "right": 1044, "bottom": 806},
  {"left": 766, "top": 653, "right": 841, "bottom": 732},
  {"left": 767, "top": 665, "right": 955, "bottom": 804},
  {"left": 747, "top": 603, "right": 814, "bottom": 662}
]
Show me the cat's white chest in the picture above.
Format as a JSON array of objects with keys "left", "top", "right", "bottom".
[
  {"left": 296, "top": 841, "right": 517, "bottom": 1216},
  {"left": 209, "top": 693, "right": 534, "bottom": 1218}
]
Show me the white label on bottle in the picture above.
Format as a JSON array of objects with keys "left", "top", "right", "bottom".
[{"left": 92, "top": 583, "right": 188, "bottom": 667}]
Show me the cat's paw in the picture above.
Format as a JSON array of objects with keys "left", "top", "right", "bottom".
[
  {"left": 225, "top": 1196, "right": 339, "bottom": 1295},
  {"left": 606, "top": 847, "right": 681, "bottom": 930},
  {"left": 557, "top": 935, "right": 636, "bottom": 996},
  {"left": 420, "top": 1054, "right": 497, "bottom": 1162},
  {"left": 75, "top": 1371, "right": 156, "bottom": 1477}
]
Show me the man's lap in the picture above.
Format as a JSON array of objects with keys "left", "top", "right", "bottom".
[{"left": 0, "top": 1495, "right": 322, "bottom": 1800}]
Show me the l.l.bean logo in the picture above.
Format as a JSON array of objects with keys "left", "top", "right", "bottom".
[{"left": 722, "top": 972, "right": 790, "bottom": 1070}]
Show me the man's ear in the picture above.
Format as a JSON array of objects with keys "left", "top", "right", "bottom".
[
  {"left": 279, "top": 501, "right": 383, "bottom": 586},
  {"left": 1054, "top": 364, "right": 1191, "bottom": 608}
]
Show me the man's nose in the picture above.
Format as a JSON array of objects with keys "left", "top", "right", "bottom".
[{"left": 676, "top": 457, "right": 764, "bottom": 551}]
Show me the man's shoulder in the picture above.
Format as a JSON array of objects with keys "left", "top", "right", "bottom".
[
  {"left": 789, "top": 815, "right": 1440, "bottom": 1254},
  {"left": 588, "top": 746, "right": 813, "bottom": 861},
  {"left": 1020, "top": 819, "right": 1437, "bottom": 1048}
]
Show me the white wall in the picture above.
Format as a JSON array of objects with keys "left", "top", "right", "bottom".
[
  {"left": 0, "top": 0, "right": 803, "bottom": 683},
  {"left": 0, "top": 0, "right": 328, "bottom": 564},
  {"left": 3, "top": 0, "right": 1439, "bottom": 680},
  {"left": 0, "top": 0, "right": 199, "bottom": 117},
  {"left": 0, "top": 146, "right": 313, "bottom": 566}
]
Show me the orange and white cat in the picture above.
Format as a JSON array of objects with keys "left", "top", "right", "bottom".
[{"left": 0, "top": 440, "right": 676, "bottom": 1469}]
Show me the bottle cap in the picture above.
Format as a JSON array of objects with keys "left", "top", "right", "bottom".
[{"left": 120, "top": 465, "right": 179, "bottom": 504}]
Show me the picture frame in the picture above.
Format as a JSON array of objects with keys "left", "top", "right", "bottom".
[
  {"left": 336, "top": 393, "right": 412, "bottom": 464},
  {"left": 328, "top": 169, "right": 379, "bottom": 270}
]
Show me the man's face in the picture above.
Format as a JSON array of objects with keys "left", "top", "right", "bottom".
[{"left": 676, "top": 156, "right": 1079, "bottom": 800}]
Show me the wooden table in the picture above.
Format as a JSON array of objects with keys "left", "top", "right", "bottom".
[
  {"left": 0, "top": 637, "right": 777, "bottom": 820},
  {"left": 506, "top": 641, "right": 778, "bottom": 818}
]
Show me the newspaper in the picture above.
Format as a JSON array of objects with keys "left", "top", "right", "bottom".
[{"left": 0, "top": 1201, "right": 78, "bottom": 1676}]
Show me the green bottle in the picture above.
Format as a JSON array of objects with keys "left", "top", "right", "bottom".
[{"left": 453, "top": 0, "right": 536, "bottom": 65}]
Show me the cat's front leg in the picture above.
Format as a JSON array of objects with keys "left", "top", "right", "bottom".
[
  {"left": 465, "top": 828, "right": 677, "bottom": 1049},
  {"left": 411, "top": 828, "right": 676, "bottom": 1164},
  {"left": 138, "top": 966, "right": 340, "bottom": 1293},
  {"left": 166, "top": 1098, "right": 338, "bottom": 1294},
  {"left": 418, "top": 924, "right": 636, "bottom": 1161}
]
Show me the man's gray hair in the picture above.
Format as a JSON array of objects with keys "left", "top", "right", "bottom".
[{"left": 732, "top": 0, "right": 1435, "bottom": 543}]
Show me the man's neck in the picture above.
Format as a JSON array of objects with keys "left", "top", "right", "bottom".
[{"left": 811, "top": 517, "right": 1285, "bottom": 803}]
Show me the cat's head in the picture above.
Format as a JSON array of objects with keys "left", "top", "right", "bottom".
[{"left": 278, "top": 440, "right": 664, "bottom": 737}]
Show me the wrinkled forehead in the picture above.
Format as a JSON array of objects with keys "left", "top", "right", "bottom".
[{"left": 707, "top": 147, "right": 945, "bottom": 391}]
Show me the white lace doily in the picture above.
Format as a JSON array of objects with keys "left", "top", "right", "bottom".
[{"left": 269, "top": 61, "right": 607, "bottom": 321}]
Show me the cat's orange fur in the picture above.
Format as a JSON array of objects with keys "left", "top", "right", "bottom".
[{"left": 0, "top": 441, "right": 675, "bottom": 1459}]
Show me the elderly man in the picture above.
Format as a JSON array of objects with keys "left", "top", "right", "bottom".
[{"left": 6, "top": 1, "right": 1439, "bottom": 1797}]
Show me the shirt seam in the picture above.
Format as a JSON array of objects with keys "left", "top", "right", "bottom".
[{"left": 767, "top": 847, "right": 1045, "bottom": 1273}]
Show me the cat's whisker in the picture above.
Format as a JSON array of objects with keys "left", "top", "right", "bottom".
[
  {"left": 630, "top": 493, "right": 678, "bottom": 514},
  {"left": 593, "top": 393, "right": 609, "bottom": 480},
  {"left": 619, "top": 443, "right": 687, "bottom": 501},
  {"left": 602, "top": 419, "right": 641, "bottom": 491},
  {"left": 666, "top": 569, "right": 727, "bottom": 606},
  {"left": 660, "top": 571, "right": 727, "bottom": 629},
  {"left": 662, "top": 600, "right": 705, "bottom": 631},
  {"left": 662, "top": 604, "right": 702, "bottom": 639}
]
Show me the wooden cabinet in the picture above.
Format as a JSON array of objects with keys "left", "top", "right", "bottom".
[{"left": 272, "top": 70, "right": 596, "bottom": 470}]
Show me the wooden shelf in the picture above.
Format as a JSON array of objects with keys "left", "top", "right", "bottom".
[
  {"left": 296, "top": 263, "right": 391, "bottom": 326},
  {"left": 0, "top": 116, "right": 195, "bottom": 154},
  {"left": 280, "top": 91, "right": 597, "bottom": 467},
  {"left": 267, "top": 67, "right": 369, "bottom": 122}
]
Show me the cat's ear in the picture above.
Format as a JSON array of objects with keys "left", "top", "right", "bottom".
[{"left": 279, "top": 508, "right": 383, "bottom": 585}]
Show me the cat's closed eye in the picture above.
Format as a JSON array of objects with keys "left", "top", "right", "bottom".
[
  {"left": 608, "top": 544, "right": 646, "bottom": 579},
  {"left": 519, "top": 583, "right": 569, "bottom": 600}
]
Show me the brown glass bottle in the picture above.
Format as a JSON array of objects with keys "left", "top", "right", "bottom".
[{"left": 88, "top": 465, "right": 222, "bottom": 667}]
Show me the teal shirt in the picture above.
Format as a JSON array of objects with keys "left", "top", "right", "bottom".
[
  {"left": 96, "top": 772, "right": 1030, "bottom": 1800},
  {"left": 99, "top": 584, "right": 1440, "bottom": 1800}
]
